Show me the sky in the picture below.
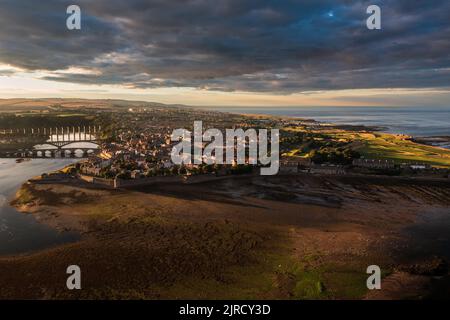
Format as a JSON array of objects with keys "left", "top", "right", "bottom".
[{"left": 0, "top": 0, "right": 449, "bottom": 107}]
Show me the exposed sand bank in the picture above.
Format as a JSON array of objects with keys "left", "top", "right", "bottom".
[{"left": 1, "top": 174, "right": 449, "bottom": 299}]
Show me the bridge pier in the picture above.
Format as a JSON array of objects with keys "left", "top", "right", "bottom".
[{"left": 1, "top": 125, "right": 101, "bottom": 138}]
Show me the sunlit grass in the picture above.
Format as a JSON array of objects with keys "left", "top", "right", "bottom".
[{"left": 353, "top": 132, "right": 450, "bottom": 167}]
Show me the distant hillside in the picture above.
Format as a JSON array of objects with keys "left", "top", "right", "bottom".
[{"left": 0, "top": 98, "right": 189, "bottom": 112}]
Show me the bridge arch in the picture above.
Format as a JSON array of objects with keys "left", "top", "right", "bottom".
[{"left": 61, "top": 141, "right": 100, "bottom": 149}]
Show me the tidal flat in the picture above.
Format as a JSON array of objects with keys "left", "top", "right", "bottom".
[{"left": 1, "top": 174, "right": 449, "bottom": 299}]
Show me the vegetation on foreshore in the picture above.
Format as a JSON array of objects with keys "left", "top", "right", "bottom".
[{"left": 6, "top": 177, "right": 391, "bottom": 300}]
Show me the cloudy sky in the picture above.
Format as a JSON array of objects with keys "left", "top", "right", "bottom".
[{"left": 0, "top": 0, "right": 449, "bottom": 106}]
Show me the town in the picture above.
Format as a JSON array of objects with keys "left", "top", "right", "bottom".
[
  {"left": 2, "top": 100, "right": 450, "bottom": 301},
  {"left": 1, "top": 104, "right": 449, "bottom": 188},
  {"left": 170, "top": 121, "right": 280, "bottom": 175}
]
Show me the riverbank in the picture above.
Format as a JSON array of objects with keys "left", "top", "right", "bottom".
[
  {"left": 1, "top": 173, "right": 450, "bottom": 299},
  {"left": 1, "top": 107, "right": 450, "bottom": 299},
  {"left": 0, "top": 159, "right": 80, "bottom": 255}
]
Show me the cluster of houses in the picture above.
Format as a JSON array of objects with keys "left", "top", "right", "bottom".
[
  {"left": 352, "top": 158, "right": 397, "bottom": 169},
  {"left": 79, "top": 125, "right": 178, "bottom": 178},
  {"left": 352, "top": 158, "right": 431, "bottom": 170},
  {"left": 278, "top": 159, "right": 348, "bottom": 175},
  {"left": 279, "top": 157, "right": 442, "bottom": 176}
]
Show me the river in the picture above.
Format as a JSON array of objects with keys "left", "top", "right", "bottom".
[{"left": 0, "top": 159, "right": 80, "bottom": 255}]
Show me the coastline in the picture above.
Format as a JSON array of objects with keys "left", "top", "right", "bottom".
[
  {"left": 4, "top": 109, "right": 450, "bottom": 242},
  {"left": 412, "top": 136, "right": 450, "bottom": 150},
  {"left": 3, "top": 108, "right": 450, "bottom": 238},
  {"left": 246, "top": 111, "right": 450, "bottom": 152},
  {"left": 199, "top": 106, "right": 450, "bottom": 139},
  {"left": 1, "top": 110, "right": 450, "bottom": 299}
]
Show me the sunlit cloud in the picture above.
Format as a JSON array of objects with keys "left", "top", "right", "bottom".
[{"left": 0, "top": 0, "right": 449, "bottom": 106}]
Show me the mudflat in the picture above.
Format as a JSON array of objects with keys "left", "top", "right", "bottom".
[{"left": 1, "top": 174, "right": 449, "bottom": 299}]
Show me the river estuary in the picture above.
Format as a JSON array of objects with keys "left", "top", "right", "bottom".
[{"left": 0, "top": 159, "right": 80, "bottom": 255}]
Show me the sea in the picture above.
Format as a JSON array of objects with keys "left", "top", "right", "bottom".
[{"left": 201, "top": 106, "right": 450, "bottom": 138}]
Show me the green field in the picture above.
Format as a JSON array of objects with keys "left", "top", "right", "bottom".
[
  {"left": 284, "top": 126, "right": 450, "bottom": 168},
  {"left": 346, "top": 132, "right": 450, "bottom": 168}
]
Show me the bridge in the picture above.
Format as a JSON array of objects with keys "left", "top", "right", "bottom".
[
  {"left": 2, "top": 148, "right": 99, "bottom": 159},
  {"left": 45, "top": 126, "right": 100, "bottom": 148},
  {"left": 1, "top": 125, "right": 100, "bottom": 137},
  {"left": 0, "top": 125, "right": 102, "bottom": 158},
  {"left": 0, "top": 125, "right": 100, "bottom": 145}
]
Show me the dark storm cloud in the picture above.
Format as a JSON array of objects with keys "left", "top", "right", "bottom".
[{"left": 0, "top": 0, "right": 449, "bottom": 92}]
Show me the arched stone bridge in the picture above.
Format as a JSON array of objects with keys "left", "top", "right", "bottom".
[{"left": 3, "top": 148, "right": 100, "bottom": 159}]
